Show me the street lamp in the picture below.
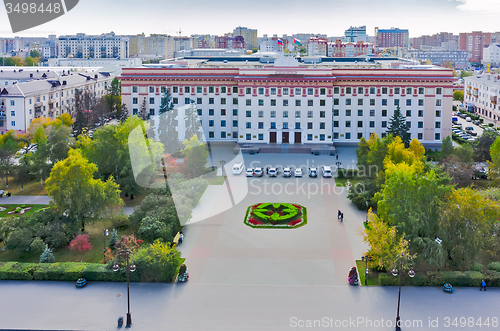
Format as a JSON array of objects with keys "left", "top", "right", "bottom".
[
  {"left": 113, "top": 249, "right": 136, "bottom": 328},
  {"left": 103, "top": 229, "right": 109, "bottom": 256},
  {"left": 392, "top": 252, "right": 415, "bottom": 331},
  {"left": 365, "top": 201, "right": 369, "bottom": 222},
  {"left": 361, "top": 255, "right": 372, "bottom": 285}
]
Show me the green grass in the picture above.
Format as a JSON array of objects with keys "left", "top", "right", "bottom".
[
  {"left": 205, "top": 174, "right": 227, "bottom": 185},
  {"left": 356, "top": 260, "right": 381, "bottom": 286},
  {"left": 0, "top": 175, "right": 48, "bottom": 196},
  {"left": 121, "top": 191, "right": 147, "bottom": 208},
  {"left": 334, "top": 177, "right": 364, "bottom": 187},
  {"left": 0, "top": 204, "right": 49, "bottom": 218}
]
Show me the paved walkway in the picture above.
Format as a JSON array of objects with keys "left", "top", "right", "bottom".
[{"left": 0, "top": 195, "right": 51, "bottom": 204}]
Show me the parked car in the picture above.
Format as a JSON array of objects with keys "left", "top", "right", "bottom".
[
  {"left": 473, "top": 120, "right": 481, "bottom": 125},
  {"left": 294, "top": 168, "right": 303, "bottom": 177},
  {"left": 283, "top": 167, "right": 292, "bottom": 177},
  {"left": 466, "top": 130, "right": 477, "bottom": 136},
  {"left": 466, "top": 117, "right": 472, "bottom": 122},
  {"left": 253, "top": 167, "right": 263, "bottom": 177},
  {"left": 465, "top": 126, "right": 474, "bottom": 131},
  {"left": 268, "top": 167, "right": 279, "bottom": 177},
  {"left": 232, "top": 162, "right": 244, "bottom": 175},
  {"left": 246, "top": 168, "right": 254, "bottom": 177},
  {"left": 308, "top": 167, "right": 318, "bottom": 178},
  {"left": 460, "top": 114, "right": 467, "bottom": 119},
  {"left": 322, "top": 166, "right": 332, "bottom": 178}
]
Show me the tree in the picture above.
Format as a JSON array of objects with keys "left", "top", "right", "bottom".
[
  {"left": 453, "top": 90, "right": 464, "bottom": 102},
  {"left": 30, "top": 50, "right": 41, "bottom": 58},
  {"left": 69, "top": 234, "right": 93, "bottom": 262},
  {"left": 134, "top": 240, "right": 182, "bottom": 282},
  {"left": 47, "top": 124, "right": 74, "bottom": 164},
  {"left": 30, "top": 237, "right": 46, "bottom": 255},
  {"left": 158, "top": 90, "right": 173, "bottom": 115},
  {"left": 386, "top": 106, "right": 411, "bottom": 146},
  {"left": 39, "top": 244, "right": 55, "bottom": 263},
  {"left": 57, "top": 113, "right": 73, "bottom": 127},
  {"left": 139, "top": 98, "right": 148, "bottom": 120},
  {"left": 108, "top": 229, "right": 118, "bottom": 248},
  {"left": 15, "top": 164, "right": 31, "bottom": 192},
  {"left": 441, "top": 136, "right": 454, "bottom": 158},
  {"left": 119, "top": 103, "right": 129, "bottom": 123},
  {"left": 182, "top": 135, "right": 209, "bottom": 178},
  {"left": 46, "top": 149, "right": 123, "bottom": 231},
  {"left": 0, "top": 130, "right": 21, "bottom": 187},
  {"left": 185, "top": 102, "right": 201, "bottom": 140},
  {"left": 73, "top": 90, "right": 88, "bottom": 137},
  {"left": 440, "top": 144, "right": 474, "bottom": 187},
  {"left": 103, "top": 77, "right": 122, "bottom": 115},
  {"left": 23, "top": 56, "right": 38, "bottom": 66},
  {"left": 158, "top": 108, "right": 180, "bottom": 155},
  {"left": 138, "top": 215, "right": 175, "bottom": 243},
  {"left": 472, "top": 129, "right": 499, "bottom": 162}
]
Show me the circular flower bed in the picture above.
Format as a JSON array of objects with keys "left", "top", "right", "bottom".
[{"left": 244, "top": 203, "right": 307, "bottom": 229}]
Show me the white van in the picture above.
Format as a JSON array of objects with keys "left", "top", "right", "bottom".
[{"left": 232, "top": 162, "right": 245, "bottom": 175}]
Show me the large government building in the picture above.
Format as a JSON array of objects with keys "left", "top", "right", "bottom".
[{"left": 120, "top": 57, "right": 454, "bottom": 147}]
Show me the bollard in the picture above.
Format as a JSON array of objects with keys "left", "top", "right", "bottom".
[{"left": 118, "top": 317, "right": 124, "bottom": 328}]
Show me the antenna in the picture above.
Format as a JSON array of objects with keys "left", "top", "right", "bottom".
[{"left": 178, "top": 29, "right": 182, "bottom": 37}]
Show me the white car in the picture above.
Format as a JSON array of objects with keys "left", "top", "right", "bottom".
[
  {"left": 466, "top": 117, "right": 472, "bottom": 122},
  {"left": 268, "top": 167, "right": 279, "bottom": 177},
  {"left": 232, "top": 162, "right": 244, "bottom": 175},
  {"left": 309, "top": 167, "right": 318, "bottom": 177},
  {"left": 246, "top": 168, "right": 254, "bottom": 177},
  {"left": 283, "top": 167, "right": 292, "bottom": 177},
  {"left": 253, "top": 167, "right": 263, "bottom": 177},
  {"left": 322, "top": 166, "right": 332, "bottom": 178},
  {"left": 294, "top": 168, "right": 303, "bottom": 177}
]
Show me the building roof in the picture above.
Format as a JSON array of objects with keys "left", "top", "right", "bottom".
[
  {"left": 465, "top": 73, "right": 500, "bottom": 86},
  {"left": 0, "top": 69, "right": 58, "bottom": 80}
]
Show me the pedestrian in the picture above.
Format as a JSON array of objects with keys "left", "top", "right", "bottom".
[
  {"left": 480, "top": 279, "right": 486, "bottom": 291},
  {"left": 340, "top": 212, "right": 344, "bottom": 222},
  {"left": 336, "top": 154, "right": 339, "bottom": 160},
  {"left": 338, "top": 210, "right": 341, "bottom": 219}
]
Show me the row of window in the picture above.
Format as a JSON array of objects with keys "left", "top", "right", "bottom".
[
  {"left": 332, "top": 132, "right": 441, "bottom": 140},
  {"left": 334, "top": 109, "right": 441, "bottom": 117},
  {"left": 195, "top": 109, "right": 328, "bottom": 118},
  {"left": 134, "top": 86, "right": 444, "bottom": 96},
  {"left": 207, "top": 120, "right": 328, "bottom": 129},
  {"left": 335, "top": 120, "right": 442, "bottom": 129},
  {"left": 334, "top": 98, "right": 442, "bottom": 106}
]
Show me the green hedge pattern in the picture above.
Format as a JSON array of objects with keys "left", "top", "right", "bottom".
[{"left": 379, "top": 271, "right": 485, "bottom": 287}]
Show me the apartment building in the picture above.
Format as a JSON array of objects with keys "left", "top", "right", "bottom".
[
  {"left": 464, "top": 74, "right": 500, "bottom": 123},
  {"left": 406, "top": 49, "right": 469, "bottom": 69},
  {"left": 378, "top": 28, "right": 409, "bottom": 48},
  {"left": 0, "top": 72, "right": 114, "bottom": 133},
  {"left": 459, "top": 31, "right": 491, "bottom": 64},
  {"left": 0, "top": 69, "right": 59, "bottom": 86},
  {"left": 58, "top": 32, "right": 129, "bottom": 59},
  {"left": 344, "top": 26, "right": 367, "bottom": 43},
  {"left": 328, "top": 40, "right": 373, "bottom": 58},
  {"left": 120, "top": 59, "right": 454, "bottom": 148},
  {"left": 482, "top": 44, "right": 500, "bottom": 67},
  {"left": 307, "top": 37, "right": 328, "bottom": 56},
  {"left": 233, "top": 27, "right": 257, "bottom": 50}
]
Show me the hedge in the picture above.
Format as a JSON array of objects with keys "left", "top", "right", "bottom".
[
  {"left": 0, "top": 262, "right": 158, "bottom": 282},
  {"left": 379, "top": 270, "right": 484, "bottom": 287},
  {"left": 337, "top": 169, "right": 359, "bottom": 179}
]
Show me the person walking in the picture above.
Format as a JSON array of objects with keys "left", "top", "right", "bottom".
[
  {"left": 338, "top": 210, "right": 341, "bottom": 219},
  {"left": 480, "top": 279, "right": 486, "bottom": 291},
  {"left": 340, "top": 212, "right": 344, "bottom": 222},
  {"left": 336, "top": 154, "right": 339, "bottom": 160}
]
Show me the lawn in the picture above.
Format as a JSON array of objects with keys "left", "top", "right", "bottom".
[
  {"left": 0, "top": 218, "right": 132, "bottom": 264},
  {"left": 356, "top": 260, "right": 381, "bottom": 286},
  {"left": 0, "top": 175, "right": 47, "bottom": 196},
  {"left": 0, "top": 204, "right": 49, "bottom": 218},
  {"left": 334, "top": 177, "right": 364, "bottom": 187}
]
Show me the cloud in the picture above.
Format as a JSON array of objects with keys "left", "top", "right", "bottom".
[{"left": 457, "top": 0, "right": 500, "bottom": 15}]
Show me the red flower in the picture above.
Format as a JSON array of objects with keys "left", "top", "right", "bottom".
[
  {"left": 292, "top": 204, "right": 302, "bottom": 210},
  {"left": 287, "top": 219, "right": 302, "bottom": 226},
  {"left": 248, "top": 218, "right": 262, "bottom": 225}
]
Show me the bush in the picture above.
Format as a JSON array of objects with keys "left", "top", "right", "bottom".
[
  {"left": 337, "top": 169, "right": 359, "bottom": 179},
  {"left": 410, "top": 273, "right": 426, "bottom": 286},
  {"left": 470, "top": 262, "right": 483, "bottom": 272},
  {"left": 111, "top": 214, "right": 130, "bottom": 230},
  {"left": 39, "top": 244, "right": 55, "bottom": 263},
  {"left": 488, "top": 262, "right": 500, "bottom": 272},
  {"left": 30, "top": 237, "right": 45, "bottom": 255},
  {"left": 138, "top": 216, "right": 175, "bottom": 243},
  {"left": 133, "top": 241, "right": 182, "bottom": 282},
  {"left": 379, "top": 273, "right": 405, "bottom": 286}
]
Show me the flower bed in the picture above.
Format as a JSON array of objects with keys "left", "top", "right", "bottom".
[{"left": 244, "top": 203, "right": 307, "bottom": 229}]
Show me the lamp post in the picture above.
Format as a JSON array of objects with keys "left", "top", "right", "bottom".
[
  {"left": 392, "top": 252, "right": 415, "bottom": 331},
  {"left": 103, "top": 229, "right": 108, "bottom": 256},
  {"left": 113, "top": 249, "right": 136, "bottom": 328},
  {"left": 361, "top": 255, "right": 372, "bottom": 285},
  {"left": 365, "top": 201, "right": 369, "bottom": 222}
]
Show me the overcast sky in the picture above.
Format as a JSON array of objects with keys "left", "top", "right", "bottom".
[{"left": 0, "top": 0, "right": 498, "bottom": 38}]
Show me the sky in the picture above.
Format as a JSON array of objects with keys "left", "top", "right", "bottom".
[{"left": 0, "top": 0, "right": 499, "bottom": 38}]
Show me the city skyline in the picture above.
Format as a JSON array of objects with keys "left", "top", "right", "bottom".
[{"left": 0, "top": 0, "right": 499, "bottom": 38}]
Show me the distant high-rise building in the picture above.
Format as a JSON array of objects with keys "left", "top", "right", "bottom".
[
  {"left": 459, "top": 31, "right": 492, "bottom": 64},
  {"left": 482, "top": 44, "right": 500, "bottom": 67},
  {"left": 58, "top": 32, "right": 129, "bottom": 58},
  {"left": 307, "top": 37, "right": 328, "bottom": 56},
  {"left": 344, "top": 26, "right": 367, "bottom": 42},
  {"left": 215, "top": 35, "right": 245, "bottom": 49},
  {"left": 174, "top": 37, "right": 194, "bottom": 54},
  {"left": 233, "top": 27, "right": 257, "bottom": 50},
  {"left": 412, "top": 32, "right": 455, "bottom": 49},
  {"left": 378, "top": 28, "right": 409, "bottom": 48}
]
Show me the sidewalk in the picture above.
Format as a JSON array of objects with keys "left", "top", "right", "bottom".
[{"left": 0, "top": 195, "right": 51, "bottom": 204}]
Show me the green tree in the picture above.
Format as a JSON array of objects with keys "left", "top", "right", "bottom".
[
  {"left": 39, "top": 244, "right": 55, "bottom": 263},
  {"left": 46, "top": 149, "right": 123, "bottom": 231},
  {"left": 453, "top": 90, "right": 464, "bottom": 102},
  {"left": 386, "top": 106, "right": 411, "bottom": 146},
  {"left": 158, "top": 89, "right": 173, "bottom": 115},
  {"left": 30, "top": 237, "right": 46, "bottom": 255},
  {"left": 0, "top": 130, "right": 21, "bottom": 187},
  {"left": 472, "top": 129, "right": 499, "bottom": 162},
  {"left": 30, "top": 50, "right": 41, "bottom": 58},
  {"left": 182, "top": 135, "right": 209, "bottom": 178},
  {"left": 488, "top": 136, "right": 500, "bottom": 185},
  {"left": 23, "top": 56, "right": 38, "bottom": 66},
  {"left": 26, "top": 127, "right": 51, "bottom": 189},
  {"left": 134, "top": 240, "right": 182, "bottom": 282},
  {"left": 184, "top": 102, "right": 201, "bottom": 141},
  {"left": 139, "top": 97, "right": 148, "bottom": 120},
  {"left": 104, "top": 77, "right": 122, "bottom": 115},
  {"left": 441, "top": 136, "right": 454, "bottom": 158}
]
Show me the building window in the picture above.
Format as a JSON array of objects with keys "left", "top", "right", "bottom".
[
  {"left": 436, "top": 99, "right": 442, "bottom": 106},
  {"left": 269, "top": 88, "right": 276, "bottom": 95},
  {"left": 406, "top": 99, "right": 411, "bottom": 106},
  {"left": 333, "top": 109, "right": 339, "bottom": 116},
  {"left": 346, "top": 132, "right": 351, "bottom": 139},
  {"left": 369, "top": 87, "right": 375, "bottom": 94},
  {"left": 369, "top": 109, "right": 375, "bottom": 117},
  {"left": 258, "top": 111, "right": 264, "bottom": 117},
  {"left": 418, "top": 110, "right": 424, "bottom": 117},
  {"left": 149, "top": 109, "right": 154, "bottom": 115},
  {"left": 295, "top": 100, "right": 301, "bottom": 106},
  {"left": 307, "top": 122, "right": 313, "bottom": 129},
  {"left": 435, "top": 133, "right": 441, "bottom": 140},
  {"left": 245, "top": 87, "right": 251, "bottom": 94},
  {"left": 382, "top": 87, "right": 388, "bottom": 94},
  {"left": 184, "top": 98, "right": 190, "bottom": 104},
  {"left": 358, "top": 99, "right": 363, "bottom": 106},
  {"left": 435, "top": 121, "right": 441, "bottom": 128},
  {"left": 406, "top": 87, "right": 412, "bottom": 94},
  {"left": 132, "top": 86, "right": 138, "bottom": 93},
  {"left": 271, "top": 99, "right": 276, "bottom": 106},
  {"left": 209, "top": 120, "right": 214, "bottom": 127},
  {"left": 233, "top": 109, "right": 238, "bottom": 116},
  {"left": 283, "top": 111, "right": 289, "bottom": 118},
  {"left": 333, "top": 132, "right": 339, "bottom": 139},
  {"left": 233, "top": 120, "right": 238, "bottom": 127},
  {"left": 394, "top": 99, "right": 400, "bottom": 106},
  {"left": 406, "top": 121, "right": 411, "bottom": 128},
  {"left": 418, "top": 121, "right": 423, "bottom": 128},
  {"left": 197, "top": 86, "right": 203, "bottom": 93},
  {"left": 209, "top": 109, "right": 214, "bottom": 116},
  {"left": 418, "top": 133, "right": 423, "bottom": 140},
  {"left": 221, "top": 120, "right": 226, "bottom": 127},
  {"left": 320, "top": 134, "right": 325, "bottom": 141},
  {"left": 357, "top": 132, "right": 363, "bottom": 139},
  {"left": 358, "top": 87, "right": 364, "bottom": 94},
  {"left": 418, "top": 87, "right": 424, "bottom": 94},
  {"left": 11, "top": 111, "right": 15, "bottom": 116},
  {"left": 346, "top": 87, "right": 352, "bottom": 94},
  {"left": 283, "top": 122, "right": 288, "bottom": 129},
  {"left": 406, "top": 110, "right": 411, "bottom": 116},
  {"left": 221, "top": 132, "right": 226, "bottom": 138},
  {"left": 283, "top": 88, "right": 289, "bottom": 95},
  {"left": 382, "top": 121, "right": 387, "bottom": 128},
  {"left": 308, "top": 111, "right": 313, "bottom": 118},
  {"left": 173, "top": 98, "right": 178, "bottom": 104},
  {"left": 133, "top": 109, "right": 138, "bottom": 115},
  {"left": 308, "top": 100, "right": 313, "bottom": 106},
  {"left": 283, "top": 99, "right": 288, "bottom": 106},
  {"left": 221, "top": 98, "right": 226, "bottom": 105},
  {"left": 246, "top": 111, "right": 251, "bottom": 117},
  {"left": 320, "top": 88, "right": 326, "bottom": 95},
  {"left": 197, "top": 98, "right": 202, "bottom": 104},
  {"left": 295, "top": 88, "right": 302, "bottom": 95},
  {"left": 270, "top": 111, "right": 276, "bottom": 118},
  {"left": 369, "top": 120, "right": 375, "bottom": 128},
  {"left": 209, "top": 86, "right": 214, "bottom": 93},
  {"left": 346, "top": 120, "right": 351, "bottom": 128},
  {"left": 221, "top": 86, "right": 226, "bottom": 93},
  {"left": 295, "top": 111, "right": 301, "bottom": 118},
  {"left": 333, "top": 120, "right": 339, "bottom": 127},
  {"left": 246, "top": 99, "right": 251, "bottom": 106},
  {"left": 370, "top": 99, "right": 376, "bottom": 106},
  {"left": 307, "top": 88, "right": 313, "bottom": 95},
  {"left": 233, "top": 98, "right": 238, "bottom": 105},
  {"left": 358, "top": 121, "right": 363, "bottom": 128},
  {"left": 258, "top": 88, "right": 264, "bottom": 95},
  {"left": 320, "top": 100, "right": 325, "bottom": 106},
  {"left": 209, "top": 98, "right": 214, "bottom": 104},
  {"left": 320, "top": 122, "right": 325, "bottom": 129},
  {"left": 257, "top": 122, "right": 263, "bottom": 129},
  {"left": 258, "top": 134, "right": 263, "bottom": 140},
  {"left": 382, "top": 99, "right": 387, "bottom": 106},
  {"left": 334, "top": 87, "right": 340, "bottom": 94},
  {"left": 259, "top": 99, "right": 264, "bottom": 106},
  {"left": 394, "top": 87, "right": 400, "bottom": 94},
  {"left": 346, "top": 98, "right": 351, "bottom": 105},
  {"left": 295, "top": 122, "right": 301, "bottom": 129},
  {"left": 358, "top": 109, "right": 363, "bottom": 116},
  {"left": 346, "top": 109, "right": 351, "bottom": 116},
  {"left": 334, "top": 99, "right": 339, "bottom": 105},
  {"left": 308, "top": 134, "right": 313, "bottom": 141},
  {"left": 436, "top": 88, "right": 442, "bottom": 95},
  {"left": 246, "top": 134, "right": 251, "bottom": 140},
  {"left": 149, "top": 86, "right": 155, "bottom": 93},
  {"left": 233, "top": 86, "right": 238, "bottom": 93},
  {"left": 271, "top": 122, "right": 276, "bottom": 129},
  {"left": 132, "top": 98, "right": 138, "bottom": 104},
  {"left": 233, "top": 131, "right": 238, "bottom": 138},
  {"left": 246, "top": 122, "right": 251, "bottom": 128},
  {"left": 418, "top": 99, "right": 424, "bottom": 106}
]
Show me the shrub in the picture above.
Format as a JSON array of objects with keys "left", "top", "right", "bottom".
[
  {"left": 39, "top": 244, "right": 55, "bottom": 263},
  {"left": 30, "top": 237, "right": 45, "bottom": 255},
  {"left": 488, "top": 262, "right": 500, "bottom": 272},
  {"left": 138, "top": 216, "right": 175, "bottom": 243},
  {"left": 410, "top": 273, "right": 426, "bottom": 286},
  {"left": 133, "top": 241, "right": 182, "bottom": 282},
  {"left": 337, "top": 169, "right": 359, "bottom": 179},
  {"left": 470, "top": 262, "right": 483, "bottom": 272},
  {"left": 112, "top": 214, "right": 130, "bottom": 230},
  {"left": 379, "top": 273, "right": 404, "bottom": 286}
]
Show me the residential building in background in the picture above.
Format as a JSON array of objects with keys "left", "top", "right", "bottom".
[
  {"left": 406, "top": 49, "right": 469, "bottom": 69},
  {"left": 174, "top": 37, "right": 194, "bottom": 54},
  {"left": 215, "top": 35, "right": 245, "bottom": 49},
  {"left": 378, "top": 28, "right": 409, "bottom": 48},
  {"left": 482, "top": 44, "right": 500, "bottom": 67},
  {"left": 459, "top": 31, "right": 491, "bottom": 64},
  {"left": 412, "top": 32, "right": 455, "bottom": 49},
  {"left": 344, "top": 26, "right": 367, "bottom": 42},
  {"left": 328, "top": 40, "right": 373, "bottom": 58},
  {"left": 58, "top": 32, "right": 129, "bottom": 59},
  {"left": 0, "top": 70, "right": 114, "bottom": 133},
  {"left": 120, "top": 58, "right": 453, "bottom": 148},
  {"left": 0, "top": 68, "right": 59, "bottom": 86},
  {"left": 307, "top": 37, "right": 328, "bottom": 56},
  {"left": 464, "top": 73, "right": 500, "bottom": 123},
  {"left": 233, "top": 27, "right": 257, "bottom": 50},
  {"left": 47, "top": 58, "right": 142, "bottom": 73}
]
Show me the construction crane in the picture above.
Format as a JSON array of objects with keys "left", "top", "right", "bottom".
[{"left": 374, "top": 27, "right": 379, "bottom": 58}]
